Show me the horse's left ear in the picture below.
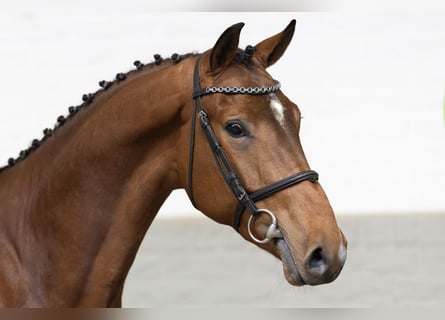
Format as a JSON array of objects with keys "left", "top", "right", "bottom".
[{"left": 254, "top": 19, "right": 296, "bottom": 68}]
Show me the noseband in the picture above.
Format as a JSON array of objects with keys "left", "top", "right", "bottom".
[{"left": 188, "top": 55, "right": 319, "bottom": 244}]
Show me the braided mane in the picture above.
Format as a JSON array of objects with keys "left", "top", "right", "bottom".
[{"left": 0, "top": 46, "right": 256, "bottom": 173}]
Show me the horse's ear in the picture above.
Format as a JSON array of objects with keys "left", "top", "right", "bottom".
[
  {"left": 209, "top": 22, "right": 244, "bottom": 72},
  {"left": 254, "top": 19, "right": 296, "bottom": 68}
]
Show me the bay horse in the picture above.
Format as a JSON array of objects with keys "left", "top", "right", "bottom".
[{"left": 0, "top": 20, "right": 347, "bottom": 307}]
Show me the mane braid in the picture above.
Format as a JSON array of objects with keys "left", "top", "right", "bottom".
[
  {"left": 0, "top": 52, "right": 199, "bottom": 173},
  {"left": 0, "top": 46, "right": 256, "bottom": 173}
]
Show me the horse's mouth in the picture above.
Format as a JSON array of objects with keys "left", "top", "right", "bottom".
[{"left": 275, "top": 238, "right": 306, "bottom": 286}]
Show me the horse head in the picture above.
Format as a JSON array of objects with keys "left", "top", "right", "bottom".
[{"left": 181, "top": 21, "right": 347, "bottom": 286}]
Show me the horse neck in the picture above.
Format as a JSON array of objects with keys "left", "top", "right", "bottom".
[{"left": 0, "top": 58, "right": 194, "bottom": 306}]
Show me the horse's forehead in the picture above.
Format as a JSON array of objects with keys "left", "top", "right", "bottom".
[
  {"left": 210, "top": 66, "right": 290, "bottom": 127},
  {"left": 224, "top": 93, "right": 289, "bottom": 132}
]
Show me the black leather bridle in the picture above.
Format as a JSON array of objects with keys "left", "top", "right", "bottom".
[{"left": 188, "top": 55, "right": 319, "bottom": 243}]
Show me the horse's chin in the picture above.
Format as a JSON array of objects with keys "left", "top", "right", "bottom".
[{"left": 275, "top": 238, "right": 306, "bottom": 286}]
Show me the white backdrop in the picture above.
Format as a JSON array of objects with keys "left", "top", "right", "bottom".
[{"left": 0, "top": 8, "right": 444, "bottom": 217}]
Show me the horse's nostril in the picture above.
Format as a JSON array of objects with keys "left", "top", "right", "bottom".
[{"left": 305, "top": 247, "right": 329, "bottom": 276}]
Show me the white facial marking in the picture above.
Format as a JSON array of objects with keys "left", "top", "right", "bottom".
[{"left": 269, "top": 93, "right": 285, "bottom": 127}]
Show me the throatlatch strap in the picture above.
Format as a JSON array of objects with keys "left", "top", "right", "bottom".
[{"left": 188, "top": 55, "right": 204, "bottom": 208}]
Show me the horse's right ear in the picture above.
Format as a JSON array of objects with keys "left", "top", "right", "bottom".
[{"left": 209, "top": 22, "right": 244, "bottom": 72}]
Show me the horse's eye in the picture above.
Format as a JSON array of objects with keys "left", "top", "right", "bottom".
[{"left": 225, "top": 122, "right": 246, "bottom": 138}]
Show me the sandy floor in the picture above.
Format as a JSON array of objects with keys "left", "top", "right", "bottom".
[{"left": 123, "top": 213, "right": 445, "bottom": 307}]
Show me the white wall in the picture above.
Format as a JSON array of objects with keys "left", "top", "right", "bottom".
[{"left": 0, "top": 8, "right": 444, "bottom": 216}]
